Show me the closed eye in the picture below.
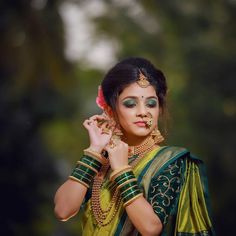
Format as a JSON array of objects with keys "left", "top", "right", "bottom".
[
  {"left": 146, "top": 99, "right": 158, "bottom": 108},
  {"left": 122, "top": 99, "right": 137, "bottom": 108}
]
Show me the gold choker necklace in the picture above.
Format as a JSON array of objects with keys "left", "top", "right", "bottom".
[{"left": 128, "top": 136, "right": 157, "bottom": 159}]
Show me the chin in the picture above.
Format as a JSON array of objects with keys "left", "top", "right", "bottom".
[{"left": 129, "top": 130, "right": 151, "bottom": 137}]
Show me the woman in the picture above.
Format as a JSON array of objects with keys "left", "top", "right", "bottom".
[{"left": 54, "top": 57, "right": 214, "bottom": 235}]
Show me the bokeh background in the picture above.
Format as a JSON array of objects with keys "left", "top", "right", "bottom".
[{"left": 1, "top": 0, "right": 235, "bottom": 235}]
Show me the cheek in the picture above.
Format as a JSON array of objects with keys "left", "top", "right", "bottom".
[
  {"left": 117, "top": 108, "right": 134, "bottom": 127},
  {"left": 119, "top": 113, "right": 130, "bottom": 126},
  {"left": 151, "top": 110, "right": 159, "bottom": 125}
]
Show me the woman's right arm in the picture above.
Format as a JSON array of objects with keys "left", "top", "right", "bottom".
[
  {"left": 54, "top": 179, "right": 87, "bottom": 221},
  {"left": 54, "top": 114, "right": 112, "bottom": 221}
]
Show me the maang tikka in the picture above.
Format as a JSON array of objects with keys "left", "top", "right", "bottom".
[{"left": 136, "top": 69, "right": 150, "bottom": 88}]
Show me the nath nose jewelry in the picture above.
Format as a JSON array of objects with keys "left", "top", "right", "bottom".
[
  {"left": 146, "top": 119, "right": 153, "bottom": 128},
  {"left": 146, "top": 113, "right": 153, "bottom": 128}
]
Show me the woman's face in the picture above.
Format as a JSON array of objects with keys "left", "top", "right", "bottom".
[{"left": 116, "top": 82, "right": 160, "bottom": 143}]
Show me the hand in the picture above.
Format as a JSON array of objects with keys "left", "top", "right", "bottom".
[
  {"left": 105, "top": 139, "right": 129, "bottom": 170},
  {"left": 83, "top": 114, "right": 112, "bottom": 153}
]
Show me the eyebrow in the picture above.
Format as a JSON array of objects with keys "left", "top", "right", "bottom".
[{"left": 121, "top": 96, "right": 158, "bottom": 101}]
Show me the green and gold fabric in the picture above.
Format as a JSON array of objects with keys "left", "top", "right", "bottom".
[{"left": 80, "top": 146, "right": 214, "bottom": 236}]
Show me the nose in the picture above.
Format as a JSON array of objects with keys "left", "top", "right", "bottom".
[{"left": 136, "top": 103, "right": 147, "bottom": 118}]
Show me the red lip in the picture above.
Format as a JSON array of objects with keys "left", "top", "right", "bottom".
[{"left": 134, "top": 121, "right": 147, "bottom": 127}]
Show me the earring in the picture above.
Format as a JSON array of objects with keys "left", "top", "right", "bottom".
[
  {"left": 113, "top": 125, "right": 123, "bottom": 137},
  {"left": 108, "top": 116, "right": 123, "bottom": 139},
  {"left": 151, "top": 127, "right": 164, "bottom": 144}
]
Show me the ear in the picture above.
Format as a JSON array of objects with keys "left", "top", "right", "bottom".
[{"left": 104, "top": 106, "right": 114, "bottom": 118}]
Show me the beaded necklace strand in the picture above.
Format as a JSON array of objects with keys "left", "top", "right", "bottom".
[{"left": 91, "top": 136, "right": 158, "bottom": 226}]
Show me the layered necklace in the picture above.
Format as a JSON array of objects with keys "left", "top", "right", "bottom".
[{"left": 91, "top": 135, "right": 159, "bottom": 227}]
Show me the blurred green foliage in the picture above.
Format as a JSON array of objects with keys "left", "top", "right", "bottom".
[{"left": 0, "top": 0, "right": 235, "bottom": 235}]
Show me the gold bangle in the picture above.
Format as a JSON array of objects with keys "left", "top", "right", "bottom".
[
  {"left": 117, "top": 178, "right": 137, "bottom": 189},
  {"left": 77, "top": 161, "right": 98, "bottom": 174},
  {"left": 110, "top": 165, "right": 132, "bottom": 182},
  {"left": 84, "top": 153, "right": 104, "bottom": 165},
  {"left": 68, "top": 176, "right": 90, "bottom": 188},
  {"left": 59, "top": 210, "right": 79, "bottom": 222},
  {"left": 123, "top": 193, "right": 143, "bottom": 207},
  {"left": 84, "top": 148, "right": 101, "bottom": 158},
  {"left": 84, "top": 149, "right": 106, "bottom": 164}
]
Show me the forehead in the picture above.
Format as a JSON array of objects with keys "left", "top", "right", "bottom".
[{"left": 119, "top": 83, "right": 157, "bottom": 99}]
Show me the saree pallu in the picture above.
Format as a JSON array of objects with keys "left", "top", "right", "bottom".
[{"left": 81, "top": 146, "right": 214, "bottom": 236}]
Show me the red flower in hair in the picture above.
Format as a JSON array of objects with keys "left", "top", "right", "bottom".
[{"left": 96, "top": 86, "right": 108, "bottom": 110}]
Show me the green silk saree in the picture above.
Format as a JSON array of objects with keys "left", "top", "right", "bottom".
[{"left": 80, "top": 146, "right": 214, "bottom": 236}]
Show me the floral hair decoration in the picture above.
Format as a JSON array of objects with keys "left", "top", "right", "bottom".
[
  {"left": 96, "top": 86, "right": 107, "bottom": 110},
  {"left": 96, "top": 86, "right": 112, "bottom": 116}
]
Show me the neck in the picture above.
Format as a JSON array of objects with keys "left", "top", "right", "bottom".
[{"left": 122, "top": 134, "right": 150, "bottom": 147}]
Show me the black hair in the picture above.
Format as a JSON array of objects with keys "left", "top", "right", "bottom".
[{"left": 101, "top": 57, "right": 168, "bottom": 112}]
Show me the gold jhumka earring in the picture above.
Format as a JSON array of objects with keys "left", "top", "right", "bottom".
[
  {"left": 147, "top": 113, "right": 164, "bottom": 144},
  {"left": 151, "top": 128, "right": 164, "bottom": 144}
]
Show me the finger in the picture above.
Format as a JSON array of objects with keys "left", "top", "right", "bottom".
[
  {"left": 90, "top": 114, "right": 108, "bottom": 122},
  {"left": 83, "top": 119, "right": 92, "bottom": 129},
  {"left": 100, "top": 127, "right": 110, "bottom": 135},
  {"left": 105, "top": 141, "right": 113, "bottom": 151},
  {"left": 119, "top": 140, "right": 128, "bottom": 146},
  {"left": 100, "top": 121, "right": 109, "bottom": 130},
  {"left": 83, "top": 119, "right": 97, "bottom": 130}
]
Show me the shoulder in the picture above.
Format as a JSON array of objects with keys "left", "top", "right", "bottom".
[
  {"left": 155, "top": 145, "right": 189, "bottom": 162},
  {"left": 150, "top": 145, "right": 204, "bottom": 176},
  {"left": 141, "top": 146, "right": 188, "bottom": 180},
  {"left": 158, "top": 145, "right": 203, "bottom": 163}
]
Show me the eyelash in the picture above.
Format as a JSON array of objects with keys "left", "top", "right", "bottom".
[
  {"left": 146, "top": 102, "right": 157, "bottom": 108},
  {"left": 123, "top": 101, "right": 157, "bottom": 108}
]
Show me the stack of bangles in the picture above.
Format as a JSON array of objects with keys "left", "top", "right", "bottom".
[
  {"left": 110, "top": 166, "right": 143, "bottom": 207},
  {"left": 69, "top": 148, "right": 106, "bottom": 188}
]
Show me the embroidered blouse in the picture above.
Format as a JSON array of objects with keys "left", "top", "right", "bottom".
[{"left": 148, "top": 157, "right": 185, "bottom": 225}]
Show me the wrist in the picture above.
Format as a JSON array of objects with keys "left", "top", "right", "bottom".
[
  {"left": 110, "top": 168, "right": 143, "bottom": 207},
  {"left": 69, "top": 152, "right": 104, "bottom": 188},
  {"left": 84, "top": 148, "right": 106, "bottom": 165},
  {"left": 88, "top": 145, "right": 103, "bottom": 153},
  {"left": 110, "top": 165, "right": 132, "bottom": 182}
]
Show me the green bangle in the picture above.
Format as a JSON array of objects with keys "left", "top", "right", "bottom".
[
  {"left": 81, "top": 155, "right": 102, "bottom": 170},
  {"left": 70, "top": 152, "right": 104, "bottom": 188},
  {"left": 116, "top": 174, "right": 135, "bottom": 186},
  {"left": 114, "top": 171, "right": 134, "bottom": 183},
  {"left": 120, "top": 182, "right": 137, "bottom": 192},
  {"left": 121, "top": 185, "right": 139, "bottom": 198},
  {"left": 123, "top": 188, "right": 142, "bottom": 203},
  {"left": 75, "top": 164, "right": 97, "bottom": 176},
  {"left": 82, "top": 158, "right": 101, "bottom": 170},
  {"left": 71, "top": 172, "right": 91, "bottom": 185},
  {"left": 75, "top": 169, "right": 94, "bottom": 179}
]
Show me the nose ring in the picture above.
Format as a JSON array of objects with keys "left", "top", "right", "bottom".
[{"left": 146, "top": 113, "right": 153, "bottom": 128}]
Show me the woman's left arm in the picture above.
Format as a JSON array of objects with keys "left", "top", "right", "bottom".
[
  {"left": 125, "top": 196, "right": 163, "bottom": 236},
  {"left": 107, "top": 140, "right": 185, "bottom": 236},
  {"left": 107, "top": 140, "right": 163, "bottom": 235}
]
